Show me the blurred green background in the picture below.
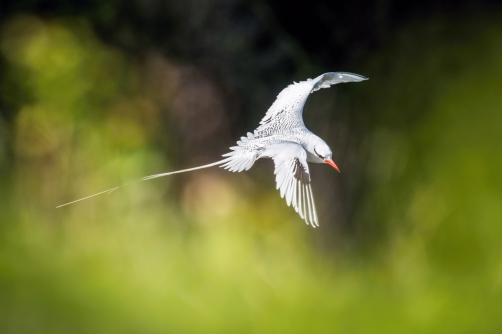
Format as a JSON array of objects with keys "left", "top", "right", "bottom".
[{"left": 1, "top": 0, "right": 502, "bottom": 333}]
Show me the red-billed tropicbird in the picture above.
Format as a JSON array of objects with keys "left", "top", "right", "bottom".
[{"left": 58, "top": 72, "right": 368, "bottom": 227}]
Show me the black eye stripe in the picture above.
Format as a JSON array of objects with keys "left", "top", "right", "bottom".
[{"left": 314, "top": 148, "right": 323, "bottom": 159}]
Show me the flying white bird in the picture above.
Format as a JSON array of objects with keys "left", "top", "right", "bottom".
[{"left": 58, "top": 72, "right": 368, "bottom": 227}]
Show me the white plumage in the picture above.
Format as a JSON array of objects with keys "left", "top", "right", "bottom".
[{"left": 58, "top": 72, "right": 368, "bottom": 227}]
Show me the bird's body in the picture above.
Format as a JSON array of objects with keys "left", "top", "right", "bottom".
[{"left": 58, "top": 72, "right": 368, "bottom": 227}]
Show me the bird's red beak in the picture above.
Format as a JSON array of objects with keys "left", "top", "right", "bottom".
[{"left": 325, "top": 158, "right": 341, "bottom": 173}]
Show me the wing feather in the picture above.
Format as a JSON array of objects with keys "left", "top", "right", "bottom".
[
  {"left": 254, "top": 72, "right": 368, "bottom": 137},
  {"left": 298, "top": 182, "right": 305, "bottom": 221},
  {"left": 264, "top": 142, "right": 320, "bottom": 227},
  {"left": 309, "top": 185, "right": 319, "bottom": 224},
  {"left": 220, "top": 150, "right": 258, "bottom": 172}
]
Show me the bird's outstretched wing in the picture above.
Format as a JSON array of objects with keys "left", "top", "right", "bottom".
[
  {"left": 264, "top": 142, "right": 319, "bottom": 227},
  {"left": 255, "top": 72, "right": 367, "bottom": 137}
]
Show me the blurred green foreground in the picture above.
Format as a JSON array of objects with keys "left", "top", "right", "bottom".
[{"left": 1, "top": 14, "right": 502, "bottom": 333}]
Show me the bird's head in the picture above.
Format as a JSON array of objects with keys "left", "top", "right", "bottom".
[{"left": 313, "top": 142, "right": 340, "bottom": 173}]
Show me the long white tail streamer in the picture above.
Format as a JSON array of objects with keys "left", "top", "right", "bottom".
[{"left": 56, "top": 159, "right": 228, "bottom": 208}]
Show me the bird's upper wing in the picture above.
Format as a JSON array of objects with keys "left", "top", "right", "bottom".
[
  {"left": 255, "top": 72, "right": 367, "bottom": 136},
  {"left": 264, "top": 142, "right": 319, "bottom": 227}
]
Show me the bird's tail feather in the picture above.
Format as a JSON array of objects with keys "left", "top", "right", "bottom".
[{"left": 56, "top": 158, "right": 229, "bottom": 208}]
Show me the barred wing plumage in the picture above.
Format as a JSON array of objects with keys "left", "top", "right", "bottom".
[{"left": 255, "top": 72, "right": 368, "bottom": 137}]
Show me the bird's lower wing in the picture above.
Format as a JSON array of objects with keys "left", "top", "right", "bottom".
[{"left": 263, "top": 142, "right": 319, "bottom": 227}]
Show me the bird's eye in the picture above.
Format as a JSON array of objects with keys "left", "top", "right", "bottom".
[{"left": 314, "top": 148, "right": 324, "bottom": 160}]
